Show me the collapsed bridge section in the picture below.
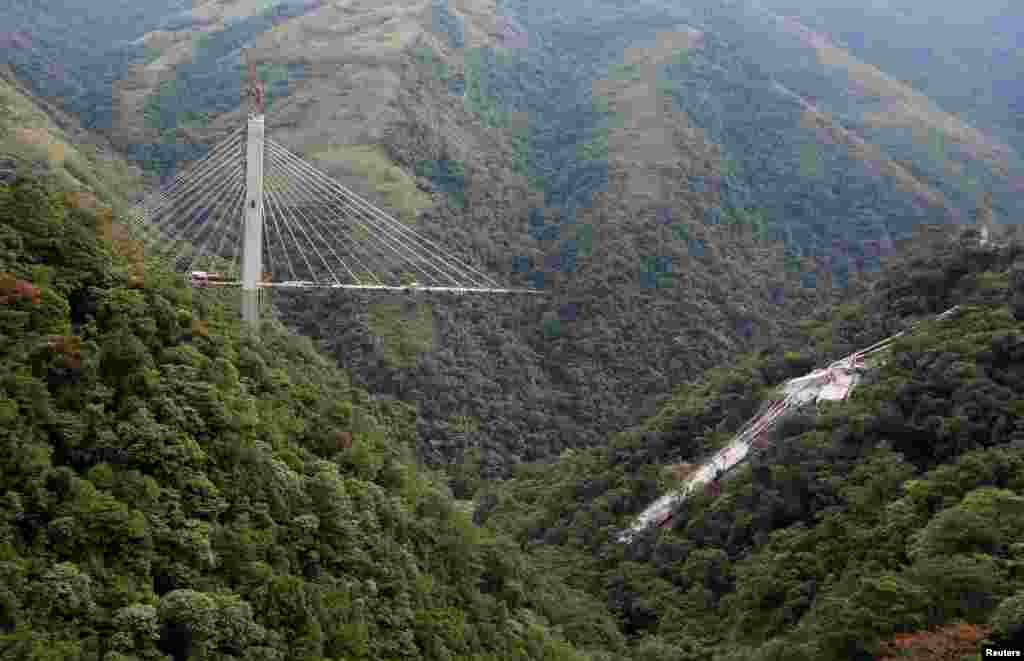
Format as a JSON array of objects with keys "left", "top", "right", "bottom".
[{"left": 618, "top": 306, "right": 961, "bottom": 543}]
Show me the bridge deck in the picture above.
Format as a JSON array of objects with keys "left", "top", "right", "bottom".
[{"left": 191, "top": 278, "right": 544, "bottom": 295}]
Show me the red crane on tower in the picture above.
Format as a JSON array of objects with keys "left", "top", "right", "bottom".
[{"left": 242, "top": 49, "right": 264, "bottom": 116}]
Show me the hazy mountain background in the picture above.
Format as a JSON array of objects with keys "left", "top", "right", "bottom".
[{"left": 749, "top": 0, "right": 1024, "bottom": 151}]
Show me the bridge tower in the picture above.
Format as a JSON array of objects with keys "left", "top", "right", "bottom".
[{"left": 241, "top": 51, "right": 266, "bottom": 327}]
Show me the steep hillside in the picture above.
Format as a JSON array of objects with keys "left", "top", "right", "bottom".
[
  {"left": 0, "top": 0, "right": 193, "bottom": 132},
  {"left": 0, "top": 171, "right": 627, "bottom": 660},
  {"left": 748, "top": 0, "right": 1024, "bottom": 157},
  {"left": 0, "top": 67, "right": 147, "bottom": 213},
  {"left": 270, "top": 8, "right": 849, "bottom": 479},
  {"left": 477, "top": 225, "right": 1024, "bottom": 659}
]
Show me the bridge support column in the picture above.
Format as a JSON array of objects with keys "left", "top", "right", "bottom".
[{"left": 241, "top": 114, "right": 265, "bottom": 328}]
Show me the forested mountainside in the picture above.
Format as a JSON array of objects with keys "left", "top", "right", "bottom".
[
  {"left": 748, "top": 0, "right": 1024, "bottom": 156},
  {"left": 0, "top": 0, "right": 194, "bottom": 133},
  {"left": 0, "top": 66, "right": 148, "bottom": 215},
  {"left": 476, "top": 224, "right": 1024, "bottom": 660},
  {"left": 4, "top": 0, "right": 1022, "bottom": 481},
  {"left": 0, "top": 170, "right": 630, "bottom": 660}
]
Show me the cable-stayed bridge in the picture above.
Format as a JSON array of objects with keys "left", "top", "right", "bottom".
[{"left": 128, "top": 64, "right": 542, "bottom": 326}]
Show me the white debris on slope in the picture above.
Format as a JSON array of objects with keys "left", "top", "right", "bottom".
[{"left": 617, "top": 306, "right": 960, "bottom": 543}]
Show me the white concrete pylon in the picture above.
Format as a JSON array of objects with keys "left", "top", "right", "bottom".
[{"left": 241, "top": 114, "right": 266, "bottom": 326}]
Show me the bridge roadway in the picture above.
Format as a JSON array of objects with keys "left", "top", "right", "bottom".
[
  {"left": 190, "top": 278, "right": 544, "bottom": 295},
  {"left": 262, "top": 282, "right": 545, "bottom": 294}
]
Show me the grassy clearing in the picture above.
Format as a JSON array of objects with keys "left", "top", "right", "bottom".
[
  {"left": 305, "top": 144, "right": 432, "bottom": 224},
  {"left": 379, "top": 31, "right": 403, "bottom": 49}
]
